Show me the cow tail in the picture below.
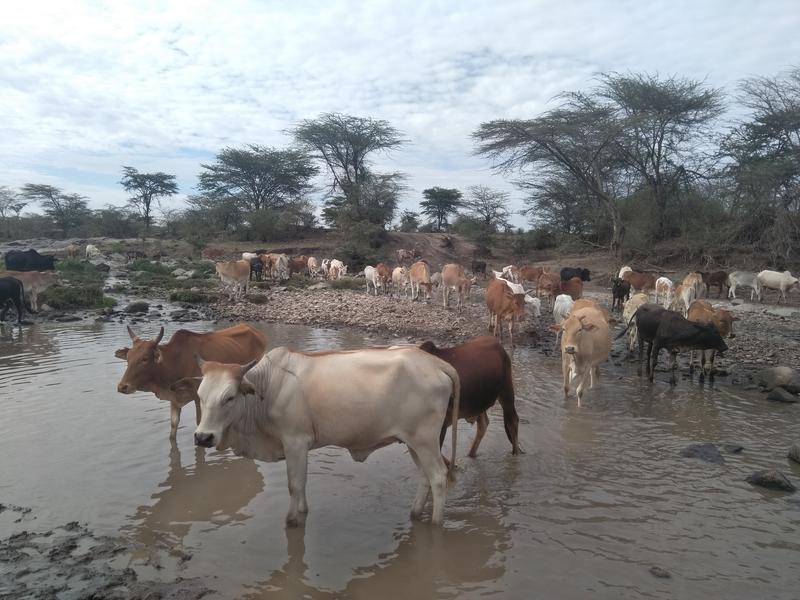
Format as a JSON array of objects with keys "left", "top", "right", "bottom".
[{"left": 445, "top": 363, "right": 460, "bottom": 483}]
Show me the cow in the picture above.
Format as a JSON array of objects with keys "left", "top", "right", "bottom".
[
  {"left": 65, "top": 244, "right": 81, "bottom": 258},
  {"left": 115, "top": 324, "right": 267, "bottom": 439},
  {"left": 396, "top": 249, "right": 417, "bottom": 264},
  {"left": 727, "top": 271, "right": 760, "bottom": 301},
  {"left": 364, "top": 266, "right": 381, "bottom": 295},
  {"left": 242, "top": 252, "right": 259, "bottom": 262},
  {"left": 430, "top": 272, "right": 442, "bottom": 290},
  {"left": 550, "top": 306, "right": 611, "bottom": 404},
  {"left": 682, "top": 272, "right": 706, "bottom": 300},
  {"left": 611, "top": 277, "right": 631, "bottom": 312},
  {"left": 176, "top": 347, "right": 460, "bottom": 526},
  {"left": 4, "top": 249, "right": 57, "bottom": 272},
  {"left": 621, "top": 293, "right": 650, "bottom": 352},
  {"left": 622, "top": 303, "right": 667, "bottom": 377},
  {"left": 419, "top": 336, "right": 520, "bottom": 458},
  {"left": 0, "top": 270, "right": 58, "bottom": 312},
  {"left": 618, "top": 265, "right": 633, "bottom": 280},
  {"left": 485, "top": 277, "right": 526, "bottom": 346},
  {"left": 259, "top": 254, "right": 277, "bottom": 279},
  {"left": 560, "top": 267, "right": 591, "bottom": 282},
  {"left": 273, "top": 254, "right": 290, "bottom": 280},
  {"left": 85, "top": 244, "right": 102, "bottom": 259},
  {"left": 701, "top": 271, "right": 728, "bottom": 298},
  {"left": 441, "top": 263, "right": 466, "bottom": 309},
  {"left": 471, "top": 259, "right": 487, "bottom": 279},
  {"left": 307, "top": 257, "right": 320, "bottom": 278},
  {"left": 757, "top": 270, "right": 799, "bottom": 303},
  {"left": 409, "top": 261, "right": 433, "bottom": 301},
  {"left": 248, "top": 257, "right": 263, "bottom": 281},
  {"left": 329, "top": 259, "right": 346, "bottom": 280},
  {"left": 654, "top": 277, "right": 674, "bottom": 309},
  {"left": 561, "top": 276, "right": 583, "bottom": 300},
  {"left": 375, "top": 263, "right": 391, "bottom": 293},
  {"left": 572, "top": 297, "right": 611, "bottom": 323},
  {"left": 519, "top": 265, "right": 545, "bottom": 294},
  {"left": 0, "top": 277, "right": 26, "bottom": 324},
  {"left": 126, "top": 249, "right": 146, "bottom": 262},
  {"left": 458, "top": 276, "right": 478, "bottom": 307},
  {"left": 552, "top": 294, "right": 574, "bottom": 344},
  {"left": 320, "top": 258, "right": 331, "bottom": 278},
  {"left": 669, "top": 284, "right": 696, "bottom": 317},
  {"left": 537, "top": 272, "right": 562, "bottom": 310},
  {"left": 392, "top": 266, "right": 409, "bottom": 297},
  {"left": 687, "top": 300, "right": 737, "bottom": 375},
  {"left": 502, "top": 265, "right": 520, "bottom": 283},
  {"left": 622, "top": 271, "right": 656, "bottom": 295},
  {"left": 215, "top": 260, "right": 250, "bottom": 300},
  {"left": 646, "top": 309, "right": 728, "bottom": 384},
  {"left": 288, "top": 256, "right": 308, "bottom": 277}
]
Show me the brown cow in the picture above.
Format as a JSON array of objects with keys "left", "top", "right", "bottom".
[
  {"left": 441, "top": 263, "right": 466, "bottom": 308},
  {"left": 375, "top": 263, "right": 392, "bottom": 293},
  {"left": 115, "top": 324, "right": 267, "bottom": 439},
  {"left": 409, "top": 261, "right": 433, "bottom": 301},
  {"left": 485, "top": 277, "right": 525, "bottom": 346},
  {"left": 687, "top": 300, "right": 737, "bottom": 374},
  {"left": 537, "top": 272, "right": 562, "bottom": 309},
  {"left": 561, "top": 276, "right": 583, "bottom": 300},
  {"left": 420, "top": 336, "right": 520, "bottom": 458},
  {"left": 700, "top": 271, "right": 728, "bottom": 298},
  {"left": 622, "top": 271, "right": 656, "bottom": 295},
  {"left": 288, "top": 256, "right": 308, "bottom": 276},
  {"left": 518, "top": 265, "right": 545, "bottom": 294}
]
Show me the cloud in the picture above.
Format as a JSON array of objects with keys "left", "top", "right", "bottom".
[{"left": 1, "top": 0, "right": 798, "bottom": 227}]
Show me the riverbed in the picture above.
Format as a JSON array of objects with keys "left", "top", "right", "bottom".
[{"left": 1, "top": 319, "right": 799, "bottom": 599}]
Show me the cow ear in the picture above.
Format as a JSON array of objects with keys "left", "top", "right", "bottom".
[
  {"left": 239, "top": 380, "right": 256, "bottom": 396},
  {"left": 582, "top": 321, "right": 597, "bottom": 331},
  {"left": 114, "top": 347, "right": 129, "bottom": 360},
  {"left": 548, "top": 324, "right": 562, "bottom": 333}
]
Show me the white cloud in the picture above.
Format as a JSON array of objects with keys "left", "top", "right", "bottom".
[{"left": 1, "top": 0, "right": 798, "bottom": 228}]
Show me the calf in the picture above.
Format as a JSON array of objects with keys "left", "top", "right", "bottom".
[
  {"left": 611, "top": 277, "right": 631, "bottom": 312},
  {"left": 392, "top": 266, "right": 409, "bottom": 297},
  {"left": 701, "top": 271, "right": 728, "bottom": 298},
  {"left": 0, "top": 277, "right": 26, "bottom": 323},
  {"left": 757, "top": 270, "right": 799, "bottom": 303},
  {"left": 441, "top": 263, "right": 466, "bottom": 308},
  {"left": 420, "top": 336, "right": 520, "bottom": 458},
  {"left": 551, "top": 306, "right": 611, "bottom": 404},
  {"left": 727, "top": 271, "right": 759, "bottom": 301},
  {"left": 364, "top": 266, "right": 381, "bottom": 295},
  {"left": 561, "top": 276, "right": 583, "bottom": 300},
  {"left": 560, "top": 267, "right": 591, "bottom": 282},
  {"left": 686, "top": 300, "right": 737, "bottom": 375},
  {"left": 409, "top": 261, "right": 433, "bottom": 301}
]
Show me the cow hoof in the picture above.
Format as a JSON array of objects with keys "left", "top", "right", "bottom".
[
  {"left": 285, "top": 515, "right": 301, "bottom": 528},
  {"left": 467, "top": 451, "right": 478, "bottom": 459}
]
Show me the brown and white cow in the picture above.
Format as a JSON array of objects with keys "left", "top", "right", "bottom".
[
  {"left": 0, "top": 270, "right": 58, "bottom": 312},
  {"left": 622, "top": 271, "right": 656, "bottom": 296},
  {"left": 550, "top": 306, "right": 611, "bottom": 405},
  {"left": 115, "top": 324, "right": 267, "bottom": 439},
  {"left": 375, "top": 263, "right": 392, "bottom": 293},
  {"left": 307, "top": 257, "right": 320, "bottom": 278},
  {"left": 216, "top": 260, "right": 250, "bottom": 300},
  {"left": 687, "top": 300, "right": 737, "bottom": 374},
  {"left": 561, "top": 276, "right": 583, "bottom": 301},
  {"left": 485, "top": 277, "right": 526, "bottom": 346},
  {"left": 409, "top": 261, "right": 433, "bottom": 301},
  {"left": 177, "top": 346, "right": 460, "bottom": 526}
]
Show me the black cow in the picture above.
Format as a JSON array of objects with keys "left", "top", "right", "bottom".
[
  {"left": 4, "top": 249, "right": 57, "bottom": 271},
  {"left": 638, "top": 308, "right": 727, "bottom": 384},
  {"left": 611, "top": 277, "right": 631, "bottom": 312},
  {"left": 249, "top": 256, "right": 263, "bottom": 281},
  {"left": 471, "top": 260, "right": 487, "bottom": 279},
  {"left": 0, "top": 277, "right": 25, "bottom": 324},
  {"left": 560, "top": 267, "right": 591, "bottom": 282}
]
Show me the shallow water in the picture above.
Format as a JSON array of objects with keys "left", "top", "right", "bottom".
[{"left": 1, "top": 319, "right": 799, "bottom": 599}]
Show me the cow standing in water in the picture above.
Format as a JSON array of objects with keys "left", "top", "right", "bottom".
[{"left": 115, "top": 324, "right": 267, "bottom": 439}]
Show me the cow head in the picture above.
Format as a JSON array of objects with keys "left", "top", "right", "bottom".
[
  {"left": 696, "top": 321, "right": 729, "bottom": 353},
  {"left": 580, "top": 268, "right": 591, "bottom": 282},
  {"left": 553, "top": 314, "right": 597, "bottom": 355},
  {"left": 115, "top": 325, "right": 165, "bottom": 394},
  {"left": 183, "top": 357, "right": 259, "bottom": 449}
]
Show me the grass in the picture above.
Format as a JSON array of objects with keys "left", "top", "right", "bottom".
[
  {"left": 56, "top": 259, "right": 106, "bottom": 285},
  {"left": 169, "top": 290, "right": 219, "bottom": 303},
  {"left": 40, "top": 285, "right": 117, "bottom": 310},
  {"left": 128, "top": 259, "right": 173, "bottom": 275}
]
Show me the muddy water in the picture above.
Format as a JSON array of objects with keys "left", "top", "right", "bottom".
[{"left": 1, "top": 320, "right": 799, "bottom": 599}]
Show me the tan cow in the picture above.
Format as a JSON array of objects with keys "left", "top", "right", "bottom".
[
  {"left": 115, "top": 324, "right": 267, "bottom": 439},
  {"left": 65, "top": 244, "right": 81, "bottom": 259},
  {"left": 519, "top": 265, "right": 546, "bottom": 294},
  {"left": 485, "top": 277, "right": 526, "bottom": 346},
  {"left": 215, "top": 260, "right": 250, "bottom": 300},
  {"left": 392, "top": 266, "right": 409, "bottom": 297},
  {"left": 0, "top": 270, "right": 58, "bottom": 312},
  {"left": 307, "top": 257, "right": 320, "bottom": 278},
  {"left": 572, "top": 297, "right": 611, "bottom": 323},
  {"left": 655, "top": 277, "right": 674, "bottom": 308},
  {"left": 622, "top": 292, "right": 650, "bottom": 352},
  {"left": 687, "top": 300, "right": 737, "bottom": 374},
  {"left": 551, "top": 306, "right": 611, "bottom": 405},
  {"left": 409, "top": 261, "right": 433, "bottom": 301},
  {"left": 682, "top": 272, "right": 706, "bottom": 299},
  {"left": 441, "top": 263, "right": 466, "bottom": 308},
  {"left": 375, "top": 263, "right": 392, "bottom": 293},
  {"left": 288, "top": 256, "right": 309, "bottom": 277},
  {"left": 670, "top": 284, "right": 696, "bottom": 317}
]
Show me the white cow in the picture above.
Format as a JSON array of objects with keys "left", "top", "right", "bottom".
[
  {"left": 727, "top": 271, "right": 760, "bottom": 301},
  {"left": 179, "top": 348, "right": 460, "bottom": 526},
  {"left": 320, "top": 259, "right": 331, "bottom": 278},
  {"left": 274, "top": 254, "right": 289, "bottom": 280},
  {"left": 329, "top": 259, "right": 346, "bottom": 280},
  {"left": 364, "top": 266, "right": 381, "bottom": 295},
  {"left": 307, "top": 257, "right": 320, "bottom": 278},
  {"left": 85, "top": 244, "right": 102, "bottom": 259},
  {"left": 655, "top": 276, "right": 674, "bottom": 309},
  {"left": 552, "top": 294, "right": 574, "bottom": 343},
  {"left": 618, "top": 265, "right": 633, "bottom": 280},
  {"left": 242, "top": 252, "right": 258, "bottom": 261},
  {"left": 756, "top": 270, "right": 799, "bottom": 303},
  {"left": 502, "top": 265, "right": 519, "bottom": 283},
  {"left": 622, "top": 293, "right": 649, "bottom": 352},
  {"left": 392, "top": 266, "right": 409, "bottom": 297}
]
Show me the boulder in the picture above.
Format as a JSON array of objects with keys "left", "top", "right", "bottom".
[
  {"left": 171, "top": 268, "right": 187, "bottom": 277},
  {"left": 788, "top": 444, "right": 800, "bottom": 465},
  {"left": 680, "top": 443, "right": 724, "bottom": 464},
  {"left": 124, "top": 301, "right": 150, "bottom": 314},
  {"left": 94, "top": 263, "right": 111, "bottom": 273},
  {"left": 649, "top": 566, "right": 671, "bottom": 579},
  {"left": 308, "top": 282, "right": 331, "bottom": 291},
  {"left": 757, "top": 366, "right": 800, "bottom": 393},
  {"left": 766, "top": 387, "right": 799, "bottom": 403},
  {"left": 746, "top": 469, "right": 796, "bottom": 492},
  {"left": 722, "top": 444, "right": 744, "bottom": 454}
]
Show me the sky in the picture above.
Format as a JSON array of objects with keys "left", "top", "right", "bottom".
[{"left": 2, "top": 0, "right": 799, "bottom": 228}]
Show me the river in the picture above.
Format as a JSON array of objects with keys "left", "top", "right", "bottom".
[{"left": 1, "top": 319, "right": 798, "bottom": 599}]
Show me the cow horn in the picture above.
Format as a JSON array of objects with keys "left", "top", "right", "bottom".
[
  {"left": 126, "top": 325, "right": 139, "bottom": 341},
  {"left": 154, "top": 326, "right": 165, "bottom": 344},
  {"left": 241, "top": 359, "right": 258, "bottom": 376}
]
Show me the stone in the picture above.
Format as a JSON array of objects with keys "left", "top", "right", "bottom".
[
  {"left": 757, "top": 366, "right": 800, "bottom": 393},
  {"left": 55, "top": 315, "right": 82, "bottom": 322},
  {"left": 766, "top": 387, "right": 799, "bottom": 403},
  {"left": 649, "top": 566, "right": 671, "bottom": 579},
  {"left": 788, "top": 444, "right": 800, "bottom": 465},
  {"left": 171, "top": 268, "right": 187, "bottom": 277},
  {"left": 94, "top": 263, "right": 111, "bottom": 273},
  {"left": 307, "top": 282, "right": 331, "bottom": 290},
  {"left": 746, "top": 469, "right": 796, "bottom": 492},
  {"left": 124, "top": 301, "right": 150, "bottom": 314},
  {"left": 722, "top": 444, "right": 744, "bottom": 454},
  {"left": 680, "top": 443, "right": 724, "bottom": 464}
]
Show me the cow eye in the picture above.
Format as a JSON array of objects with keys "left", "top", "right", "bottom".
[{"left": 223, "top": 395, "right": 235, "bottom": 405}]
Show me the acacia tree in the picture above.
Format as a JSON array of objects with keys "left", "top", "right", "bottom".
[
  {"left": 197, "top": 145, "right": 317, "bottom": 212},
  {"left": 0, "top": 186, "right": 27, "bottom": 238},
  {"left": 119, "top": 166, "right": 179, "bottom": 232},
  {"left": 420, "top": 187, "right": 462, "bottom": 231},
  {"left": 398, "top": 210, "right": 420, "bottom": 232},
  {"left": 464, "top": 185, "right": 510, "bottom": 232},
  {"left": 22, "top": 184, "right": 90, "bottom": 236},
  {"left": 474, "top": 93, "right": 628, "bottom": 256}
]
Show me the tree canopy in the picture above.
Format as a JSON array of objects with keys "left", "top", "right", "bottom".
[
  {"left": 119, "top": 166, "right": 178, "bottom": 232},
  {"left": 21, "top": 184, "right": 89, "bottom": 237},
  {"left": 420, "top": 187, "right": 462, "bottom": 231}
]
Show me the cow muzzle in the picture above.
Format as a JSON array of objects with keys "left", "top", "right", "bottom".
[
  {"left": 117, "top": 382, "right": 133, "bottom": 394},
  {"left": 194, "top": 432, "right": 215, "bottom": 447},
  {"left": 565, "top": 346, "right": 576, "bottom": 355}
]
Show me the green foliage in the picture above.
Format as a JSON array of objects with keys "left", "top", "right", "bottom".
[
  {"left": 119, "top": 166, "right": 178, "bottom": 231},
  {"left": 21, "top": 184, "right": 90, "bottom": 237},
  {"left": 128, "top": 259, "right": 173, "bottom": 274},
  {"left": 56, "top": 259, "right": 105, "bottom": 285},
  {"left": 169, "top": 290, "right": 218, "bottom": 303},
  {"left": 420, "top": 187, "right": 462, "bottom": 231},
  {"left": 397, "top": 210, "right": 420, "bottom": 232},
  {"left": 40, "top": 285, "right": 116, "bottom": 309}
]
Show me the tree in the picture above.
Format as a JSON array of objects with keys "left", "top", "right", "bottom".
[
  {"left": 119, "top": 166, "right": 178, "bottom": 232},
  {"left": 0, "top": 186, "right": 27, "bottom": 219},
  {"left": 474, "top": 93, "right": 628, "bottom": 256},
  {"left": 464, "top": 185, "right": 511, "bottom": 232},
  {"left": 398, "top": 210, "right": 420, "bottom": 232},
  {"left": 419, "top": 187, "right": 462, "bottom": 231},
  {"left": 21, "top": 184, "right": 90, "bottom": 236},
  {"left": 197, "top": 145, "right": 317, "bottom": 212},
  {"left": 321, "top": 171, "right": 404, "bottom": 229},
  {"left": 599, "top": 73, "right": 724, "bottom": 239}
]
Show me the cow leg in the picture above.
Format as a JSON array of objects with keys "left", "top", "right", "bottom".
[
  {"left": 562, "top": 354, "right": 570, "bottom": 397},
  {"left": 169, "top": 402, "right": 181, "bottom": 440},
  {"left": 407, "top": 447, "right": 431, "bottom": 519},
  {"left": 668, "top": 351, "right": 678, "bottom": 385},
  {"left": 500, "top": 398, "right": 521, "bottom": 455},
  {"left": 689, "top": 350, "right": 696, "bottom": 373},
  {"left": 284, "top": 442, "right": 310, "bottom": 527},
  {"left": 409, "top": 442, "right": 448, "bottom": 525},
  {"left": 467, "top": 412, "right": 489, "bottom": 458},
  {"left": 648, "top": 343, "right": 658, "bottom": 382}
]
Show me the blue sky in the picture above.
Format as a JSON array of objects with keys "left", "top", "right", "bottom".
[{"left": 2, "top": 0, "right": 799, "bottom": 228}]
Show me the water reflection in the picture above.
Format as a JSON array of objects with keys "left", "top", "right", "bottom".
[{"left": 125, "top": 442, "right": 264, "bottom": 552}]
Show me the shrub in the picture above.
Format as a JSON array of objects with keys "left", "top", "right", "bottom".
[
  {"left": 169, "top": 290, "right": 218, "bottom": 303},
  {"left": 56, "top": 259, "right": 106, "bottom": 285},
  {"left": 128, "top": 259, "right": 173, "bottom": 274},
  {"left": 40, "top": 285, "right": 117, "bottom": 309}
]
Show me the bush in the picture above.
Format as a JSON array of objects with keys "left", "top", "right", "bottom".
[
  {"left": 128, "top": 259, "right": 173, "bottom": 274},
  {"left": 56, "top": 259, "right": 106, "bottom": 285},
  {"left": 40, "top": 285, "right": 117, "bottom": 309},
  {"left": 169, "top": 290, "right": 218, "bottom": 303},
  {"left": 130, "top": 271, "right": 175, "bottom": 287}
]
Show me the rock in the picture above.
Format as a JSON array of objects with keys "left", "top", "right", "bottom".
[
  {"left": 175, "top": 275, "right": 189, "bottom": 280},
  {"left": 788, "top": 444, "right": 800, "bottom": 465},
  {"left": 680, "top": 443, "right": 724, "bottom": 464},
  {"left": 722, "top": 444, "right": 744, "bottom": 454},
  {"left": 757, "top": 366, "right": 800, "bottom": 393},
  {"left": 171, "top": 268, "right": 187, "bottom": 277},
  {"left": 55, "top": 315, "right": 82, "bottom": 322},
  {"left": 308, "top": 282, "right": 331, "bottom": 290},
  {"left": 94, "top": 263, "right": 111, "bottom": 273},
  {"left": 147, "top": 311, "right": 162, "bottom": 318},
  {"left": 649, "top": 566, "right": 671, "bottom": 579},
  {"left": 124, "top": 301, "right": 150, "bottom": 314},
  {"left": 766, "top": 387, "right": 799, "bottom": 403},
  {"left": 746, "top": 469, "right": 796, "bottom": 492}
]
